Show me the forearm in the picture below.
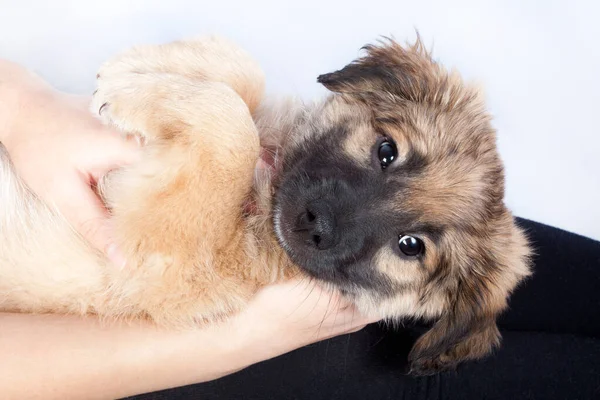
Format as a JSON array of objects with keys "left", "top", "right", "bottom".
[
  {"left": 0, "top": 312, "right": 252, "bottom": 400},
  {"left": 0, "top": 60, "right": 26, "bottom": 141},
  {"left": 0, "top": 59, "right": 52, "bottom": 143}
]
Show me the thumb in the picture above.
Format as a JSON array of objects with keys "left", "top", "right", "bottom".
[
  {"left": 61, "top": 176, "right": 126, "bottom": 268},
  {"left": 82, "top": 126, "right": 141, "bottom": 168}
]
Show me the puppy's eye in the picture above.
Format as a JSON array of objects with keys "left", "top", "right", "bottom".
[
  {"left": 378, "top": 140, "right": 397, "bottom": 169},
  {"left": 398, "top": 235, "right": 424, "bottom": 257}
]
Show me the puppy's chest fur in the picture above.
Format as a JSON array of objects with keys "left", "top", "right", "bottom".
[{"left": 241, "top": 99, "right": 309, "bottom": 283}]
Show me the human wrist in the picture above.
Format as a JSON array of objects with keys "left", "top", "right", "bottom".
[
  {"left": 224, "top": 312, "right": 267, "bottom": 366},
  {"left": 153, "top": 315, "right": 260, "bottom": 387},
  {"left": 227, "top": 305, "right": 300, "bottom": 367}
]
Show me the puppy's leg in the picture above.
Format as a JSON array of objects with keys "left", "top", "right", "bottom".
[
  {"left": 93, "top": 59, "right": 262, "bottom": 326},
  {"left": 96, "top": 36, "right": 264, "bottom": 113}
]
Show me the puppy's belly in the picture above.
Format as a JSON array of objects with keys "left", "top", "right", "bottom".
[{"left": 0, "top": 146, "right": 106, "bottom": 315}]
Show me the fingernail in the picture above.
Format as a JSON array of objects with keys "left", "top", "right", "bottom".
[{"left": 106, "top": 243, "right": 127, "bottom": 269}]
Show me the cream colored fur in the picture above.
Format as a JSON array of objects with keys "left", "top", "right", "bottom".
[{"left": 0, "top": 36, "right": 294, "bottom": 326}]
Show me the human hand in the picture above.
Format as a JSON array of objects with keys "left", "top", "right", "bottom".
[
  {"left": 231, "top": 279, "right": 380, "bottom": 366},
  {"left": 0, "top": 60, "right": 138, "bottom": 265}
]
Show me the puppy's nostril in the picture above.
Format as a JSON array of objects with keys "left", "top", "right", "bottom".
[
  {"left": 295, "top": 209, "right": 317, "bottom": 231},
  {"left": 312, "top": 234, "right": 321, "bottom": 245},
  {"left": 294, "top": 200, "right": 338, "bottom": 250}
]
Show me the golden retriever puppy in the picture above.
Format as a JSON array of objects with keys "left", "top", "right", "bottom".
[{"left": 0, "top": 35, "right": 531, "bottom": 374}]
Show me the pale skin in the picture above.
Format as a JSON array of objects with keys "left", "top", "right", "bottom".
[{"left": 0, "top": 59, "right": 378, "bottom": 399}]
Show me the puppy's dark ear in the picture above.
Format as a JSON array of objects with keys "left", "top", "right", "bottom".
[
  {"left": 317, "top": 36, "right": 479, "bottom": 113},
  {"left": 408, "top": 278, "right": 502, "bottom": 375},
  {"left": 317, "top": 36, "right": 441, "bottom": 103},
  {"left": 408, "top": 219, "right": 532, "bottom": 375}
]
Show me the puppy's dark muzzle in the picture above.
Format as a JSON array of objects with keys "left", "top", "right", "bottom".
[{"left": 293, "top": 199, "right": 339, "bottom": 250}]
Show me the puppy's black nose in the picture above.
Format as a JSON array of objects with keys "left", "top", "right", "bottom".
[{"left": 295, "top": 199, "right": 337, "bottom": 250}]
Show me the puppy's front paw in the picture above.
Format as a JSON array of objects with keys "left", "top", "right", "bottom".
[{"left": 92, "top": 69, "right": 156, "bottom": 139}]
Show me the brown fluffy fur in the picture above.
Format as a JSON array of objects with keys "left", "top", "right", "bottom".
[{"left": 0, "top": 35, "right": 531, "bottom": 374}]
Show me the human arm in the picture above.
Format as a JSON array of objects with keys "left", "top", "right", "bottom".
[{"left": 0, "top": 280, "right": 374, "bottom": 400}]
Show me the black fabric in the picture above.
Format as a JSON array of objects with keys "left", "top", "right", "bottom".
[{"left": 129, "top": 219, "right": 600, "bottom": 400}]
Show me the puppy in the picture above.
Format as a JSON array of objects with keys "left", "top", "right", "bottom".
[{"left": 0, "top": 35, "right": 531, "bottom": 374}]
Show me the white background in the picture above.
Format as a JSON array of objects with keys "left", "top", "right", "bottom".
[{"left": 1, "top": 0, "right": 598, "bottom": 240}]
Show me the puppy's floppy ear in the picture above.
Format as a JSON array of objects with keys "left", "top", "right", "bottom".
[
  {"left": 317, "top": 36, "right": 477, "bottom": 113},
  {"left": 408, "top": 276, "right": 502, "bottom": 375},
  {"left": 408, "top": 219, "right": 532, "bottom": 375},
  {"left": 317, "top": 36, "right": 440, "bottom": 102}
]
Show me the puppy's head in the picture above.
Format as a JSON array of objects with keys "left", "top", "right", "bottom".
[{"left": 272, "top": 37, "right": 532, "bottom": 375}]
